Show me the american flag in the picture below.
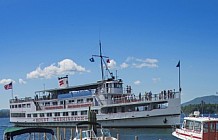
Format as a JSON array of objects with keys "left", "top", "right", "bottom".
[{"left": 4, "top": 82, "right": 12, "bottom": 90}]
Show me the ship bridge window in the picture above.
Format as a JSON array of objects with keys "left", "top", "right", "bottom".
[
  {"left": 15, "top": 105, "right": 17, "bottom": 108},
  {"left": 194, "top": 121, "right": 201, "bottom": 132},
  {"left": 186, "top": 120, "right": 194, "bottom": 130},
  {"left": 27, "top": 114, "right": 31, "bottom": 118},
  {"left": 114, "top": 83, "right": 122, "bottom": 88},
  {"left": 18, "top": 104, "right": 21, "bottom": 108},
  {"left": 71, "top": 111, "right": 77, "bottom": 116}
]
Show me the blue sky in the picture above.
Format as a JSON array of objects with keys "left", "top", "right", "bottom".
[{"left": 0, "top": 0, "right": 218, "bottom": 108}]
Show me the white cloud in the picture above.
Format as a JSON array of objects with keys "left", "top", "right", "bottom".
[
  {"left": 120, "top": 62, "right": 129, "bottom": 69},
  {"left": 152, "top": 78, "right": 161, "bottom": 83},
  {"left": 27, "top": 59, "right": 87, "bottom": 79},
  {"left": 19, "top": 79, "right": 27, "bottom": 84},
  {"left": 121, "top": 57, "right": 158, "bottom": 69},
  {"left": 0, "top": 79, "right": 15, "bottom": 85},
  {"left": 107, "top": 59, "right": 117, "bottom": 69},
  {"left": 134, "top": 80, "right": 141, "bottom": 85}
]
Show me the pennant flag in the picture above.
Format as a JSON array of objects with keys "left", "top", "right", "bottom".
[
  {"left": 89, "top": 57, "right": 95, "bottom": 62},
  {"left": 4, "top": 82, "right": 12, "bottom": 90},
  {"left": 106, "top": 59, "right": 110, "bottom": 63},
  {"left": 176, "top": 61, "right": 180, "bottom": 67}
]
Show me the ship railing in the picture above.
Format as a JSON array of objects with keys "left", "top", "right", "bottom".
[
  {"left": 40, "top": 102, "right": 93, "bottom": 110},
  {"left": 67, "top": 102, "right": 92, "bottom": 109},
  {"left": 111, "top": 91, "right": 180, "bottom": 105},
  {"left": 10, "top": 97, "right": 33, "bottom": 103}
]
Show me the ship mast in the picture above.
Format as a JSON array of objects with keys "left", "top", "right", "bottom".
[{"left": 90, "top": 41, "right": 114, "bottom": 80}]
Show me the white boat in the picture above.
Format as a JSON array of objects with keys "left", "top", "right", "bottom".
[
  {"left": 72, "top": 121, "right": 117, "bottom": 140},
  {"left": 9, "top": 46, "right": 181, "bottom": 128},
  {"left": 3, "top": 127, "right": 57, "bottom": 140},
  {"left": 172, "top": 111, "right": 218, "bottom": 140}
]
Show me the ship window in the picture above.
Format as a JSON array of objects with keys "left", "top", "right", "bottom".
[
  {"left": 203, "top": 122, "right": 209, "bottom": 133},
  {"left": 69, "top": 100, "right": 74, "bottom": 103},
  {"left": 11, "top": 113, "right": 25, "bottom": 117},
  {"left": 194, "top": 121, "right": 201, "bottom": 132},
  {"left": 92, "top": 110, "right": 98, "bottom": 114},
  {"left": 18, "top": 104, "right": 21, "bottom": 108},
  {"left": 186, "top": 120, "right": 194, "bottom": 130},
  {"left": 71, "top": 111, "right": 77, "bottom": 116},
  {"left": 40, "top": 113, "right": 45, "bottom": 117},
  {"left": 60, "top": 101, "right": 64, "bottom": 105},
  {"left": 52, "top": 102, "right": 58, "bottom": 105},
  {"left": 55, "top": 112, "right": 60, "bottom": 116},
  {"left": 27, "top": 104, "right": 31, "bottom": 108},
  {"left": 15, "top": 105, "right": 17, "bottom": 108},
  {"left": 81, "top": 110, "right": 87, "bottom": 115},
  {"left": 87, "top": 98, "right": 93, "bottom": 102},
  {"left": 33, "top": 114, "right": 37, "bottom": 117},
  {"left": 27, "top": 114, "right": 31, "bottom": 118},
  {"left": 45, "top": 102, "right": 50, "bottom": 106},
  {"left": 22, "top": 104, "right": 26, "bottom": 108},
  {"left": 216, "top": 122, "right": 218, "bottom": 132},
  {"left": 77, "top": 99, "right": 83, "bottom": 103},
  {"left": 210, "top": 122, "right": 215, "bottom": 132},
  {"left": 63, "top": 112, "right": 69, "bottom": 116},
  {"left": 47, "top": 113, "right": 52, "bottom": 117}
]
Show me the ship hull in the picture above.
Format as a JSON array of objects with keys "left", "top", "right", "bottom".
[{"left": 12, "top": 114, "right": 180, "bottom": 128}]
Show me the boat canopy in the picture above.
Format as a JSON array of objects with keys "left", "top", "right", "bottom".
[{"left": 4, "top": 127, "right": 55, "bottom": 138}]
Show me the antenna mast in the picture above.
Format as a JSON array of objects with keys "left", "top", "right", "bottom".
[{"left": 99, "top": 41, "right": 104, "bottom": 80}]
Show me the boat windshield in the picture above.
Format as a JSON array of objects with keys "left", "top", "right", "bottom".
[
  {"left": 76, "top": 130, "right": 96, "bottom": 139},
  {"left": 101, "top": 129, "right": 111, "bottom": 137}
]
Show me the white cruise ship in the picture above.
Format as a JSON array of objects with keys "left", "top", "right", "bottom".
[{"left": 9, "top": 46, "right": 181, "bottom": 128}]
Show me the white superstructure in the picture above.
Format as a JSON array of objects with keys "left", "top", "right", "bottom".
[{"left": 9, "top": 45, "right": 181, "bottom": 128}]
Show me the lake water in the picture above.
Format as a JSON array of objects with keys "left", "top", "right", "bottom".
[{"left": 0, "top": 118, "right": 178, "bottom": 140}]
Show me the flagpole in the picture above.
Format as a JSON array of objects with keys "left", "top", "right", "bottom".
[
  {"left": 176, "top": 61, "right": 181, "bottom": 92},
  {"left": 11, "top": 83, "right": 14, "bottom": 99}
]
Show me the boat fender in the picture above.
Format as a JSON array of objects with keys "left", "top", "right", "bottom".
[{"left": 163, "top": 118, "right": 167, "bottom": 124}]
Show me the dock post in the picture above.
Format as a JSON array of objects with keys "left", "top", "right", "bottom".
[
  {"left": 80, "top": 129, "right": 82, "bottom": 140},
  {"left": 57, "top": 127, "right": 60, "bottom": 140},
  {"left": 63, "top": 128, "right": 66, "bottom": 140},
  {"left": 117, "top": 134, "right": 120, "bottom": 140},
  {"left": 135, "top": 136, "right": 138, "bottom": 140},
  {"left": 70, "top": 128, "right": 74, "bottom": 140},
  {"left": 44, "top": 132, "right": 46, "bottom": 140}
]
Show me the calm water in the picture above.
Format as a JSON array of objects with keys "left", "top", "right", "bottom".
[{"left": 0, "top": 118, "right": 178, "bottom": 140}]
